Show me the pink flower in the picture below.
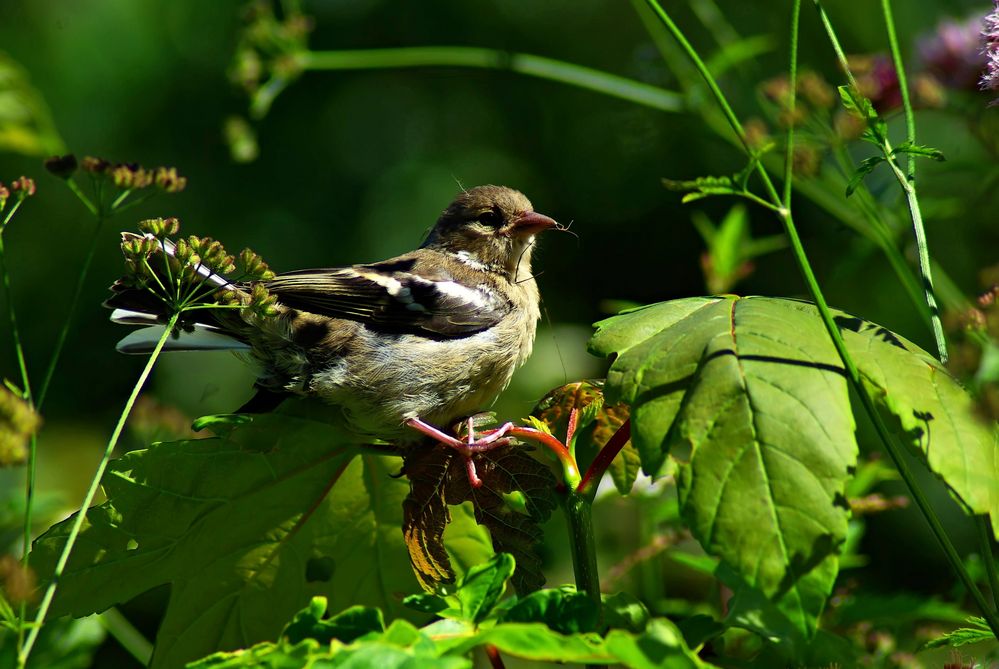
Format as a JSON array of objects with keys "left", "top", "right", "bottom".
[
  {"left": 981, "top": 0, "right": 999, "bottom": 100},
  {"left": 919, "top": 14, "right": 987, "bottom": 90}
]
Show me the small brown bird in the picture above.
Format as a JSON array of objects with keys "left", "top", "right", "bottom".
[{"left": 107, "top": 185, "right": 556, "bottom": 469}]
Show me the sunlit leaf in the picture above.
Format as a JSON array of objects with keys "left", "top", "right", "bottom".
[
  {"left": 30, "top": 411, "right": 419, "bottom": 668},
  {"left": 589, "top": 296, "right": 999, "bottom": 636},
  {"left": 922, "top": 616, "right": 995, "bottom": 649}
]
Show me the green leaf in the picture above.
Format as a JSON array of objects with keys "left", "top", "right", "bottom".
[
  {"left": 831, "top": 313, "right": 999, "bottom": 534},
  {"left": 403, "top": 593, "right": 450, "bottom": 615},
  {"left": 603, "top": 619, "right": 713, "bottom": 669},
  {"left": 189, "top": 412, "right": 254, "bottom": 435},
  {"left": 590, "top": 296, "right": 858, "bottom": 636},
  {"left": 30, "top": 410, "right": 420, "bottom": 668},
  {"left": 590, "top": 296, "right": 999, "bottom": 634},
  {"left": 923, "top": 616, "right": 996, "bottom": 649},
  {"left": 202, "top": 598, "right": 715, "bottom": 668},
  {"left": 837, "top": 85, "right": 876, "bottom": 121},
  {"left": 282, "top": 597, "right": 385, "bottom": 645},
  {"left": 601, "top": 591, "right": 651, "bottom": 634},
  {"left": 846, "top": 156, "right": 885, "bottom": 196},
  {"left": 501, "top": 586, "right": 600, "bottom": 634},
  {"left": 455, "top": 553, "right": 515, "bottom": 624},
  {"left": 893, "top": 141, "right": 946, "bottom": 161}
]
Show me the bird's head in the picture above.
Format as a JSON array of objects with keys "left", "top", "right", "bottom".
[{"left": 422, "top": 185, "right": 557, "bottom": 280}]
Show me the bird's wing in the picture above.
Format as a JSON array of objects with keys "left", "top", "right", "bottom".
[{"left": 264, "top": 255, "right": 509, "bottom": 338}]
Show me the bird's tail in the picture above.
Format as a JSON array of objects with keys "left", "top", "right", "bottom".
[{"left": 105, "top": 232, "right": 253, "bottom": 354}]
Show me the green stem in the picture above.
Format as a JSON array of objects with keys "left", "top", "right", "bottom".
[
  {"left": 1, "top": 225, "right": 35, "bottom": 658},
  {"left": 812, "top": 0, "right": 946, "bottom": 361},
  {"left": 298, "top": 47, "right": 684, "bottom": 113},
  {"left": 642, "top": 0, "right": 999, "bottom": 639},
  {"left": 563, "top": 492, "right": 602, "bottom": 612},
  {"left": 782, "top": 0, "right": 801, "bottom": 209},
  {"left": 18, "top": 312, "right": 180, "bottom": 669},
  {"left": 879, "top": 0, "right": 946, "bottom": 362},
  {"left": 98, "top": 607, "right": 154, "bottom": 667},
  {"left": 36, "top": 214, "right": 105, "bottom": 408},
  {"left": 0, "top": 234, "right": 31, "bottom": 404},
  {"left": 977, "top": 517, "right": 999, "bottom": 614},
  {"left": 65, "top": 179, "right": 98, "bottom": 217}
]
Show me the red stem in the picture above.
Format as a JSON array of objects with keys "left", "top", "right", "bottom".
[
  {"left": 503, "top": 426, "right": 574, "bottom": 467},
  {"left": 577, "top": 419, "right": 631, "bottom": 498},
  {"left": 485, "top": 644, "right": 506, "bottom": 669}
]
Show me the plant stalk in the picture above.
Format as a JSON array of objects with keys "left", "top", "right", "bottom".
[
  {"left": 299, "top": 47, "right": 684, "bottom": 113},
  {"left": 563, "top": 491, "right": 602, "bottom": 612},
  {"left": 977, "top": 516, "right": 999, "bottom": 614},
  {"left": 577, "top": 420, "right": 631, "bottom": 500},
  {"left": 18, "top": 312, "right": 180, "bottom": 668},
  {"left": 99, "top": 607, "right": 154, "bottom": 666}
]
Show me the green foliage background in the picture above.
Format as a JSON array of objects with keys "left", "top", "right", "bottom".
[{"left": 1, "top": 0, "right": 998, "bottom": 666}]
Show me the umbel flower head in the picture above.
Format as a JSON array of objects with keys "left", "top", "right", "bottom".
[
  {"left": 982, "top": 0, "right": 999, "bottom": 102},
  {"left": 116, "top": 217, "right": 278, "bottom": 322}
]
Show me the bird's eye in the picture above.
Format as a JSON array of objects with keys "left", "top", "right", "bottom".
[{"left": 478, "top": 209, "right": 503, "bottom": 227}]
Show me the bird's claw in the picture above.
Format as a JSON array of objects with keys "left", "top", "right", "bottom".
[{"left": 406, "top": 417, "right": 517, "bottom": 488}]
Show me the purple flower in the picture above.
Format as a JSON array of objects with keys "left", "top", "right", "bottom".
[
  {"left": 919, "top": 14, "right": 987, "bottom": 90},
  {"left": 982, "top": 0, "right": 999, "bottom": 99}
]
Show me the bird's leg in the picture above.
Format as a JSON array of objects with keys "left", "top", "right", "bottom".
[{"left": 405, "top": 416, "right": 516, "bottom": 488}]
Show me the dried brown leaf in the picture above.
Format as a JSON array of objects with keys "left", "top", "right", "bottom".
[{"left": 402, "top": 442, "right": 557, "bottom": 595}]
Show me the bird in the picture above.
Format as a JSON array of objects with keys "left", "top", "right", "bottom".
[{"left": 105, "top": 185, "right": 556, "bottom": 479}]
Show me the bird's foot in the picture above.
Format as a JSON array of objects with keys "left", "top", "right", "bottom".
[{"left": 405, "top": 417, "right": 515, "bottom": 488}]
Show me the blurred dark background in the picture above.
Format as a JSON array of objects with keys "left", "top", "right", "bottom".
[{"left": 1, "top": 0, "right": 997, "bottom": 665}]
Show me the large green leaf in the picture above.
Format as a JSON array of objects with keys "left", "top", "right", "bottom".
[
  {"left": 591, "top": 296, "right": 856, "bottom": 636},
  {"left": 29, "top": 411, "right": 422, "bottom": 668},
  {"left": 589, "top": 295, "right": 999, "bottom": 636},
  {"left": 833, "top": 314, "right": 999, "bottom": 533}
]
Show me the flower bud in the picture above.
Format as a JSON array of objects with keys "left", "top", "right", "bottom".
[
  {"left": 138, "top": 217, "right": 181, "bottom": 238},
  {"left": 81, "top": 156, "right": 110, "bottom": 174},
  {"left": 9, "top": 177, "right": 35, "bottom": 197},
  {"left": 239, "top": 247, "right": 275, "bottom": 280},
  {"left": 155, "top": 167, "right": 187, "bottom": 193}
]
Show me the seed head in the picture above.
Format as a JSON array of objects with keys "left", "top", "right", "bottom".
[
  {"left": 80, "top": 156, "right": 110, "bottom": 174},
  {"left": 155, "top": 166, "right": 187, "bottom": 193},
  {"left": 239, "top": 247, "right": 275, "bottom": 280},
  {"left": 44, "top": 154, "right": 79, "bottom": 180},
  {"left": 9, "top": 177, "right": 36, "bottom": 197},
  {"left": 138, "top": 217, "right": 181, "bottom": 239}
]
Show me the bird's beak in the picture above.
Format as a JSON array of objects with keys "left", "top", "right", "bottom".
[{"left": 511, "top": 211, "right": 557, "bottom": 236}]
